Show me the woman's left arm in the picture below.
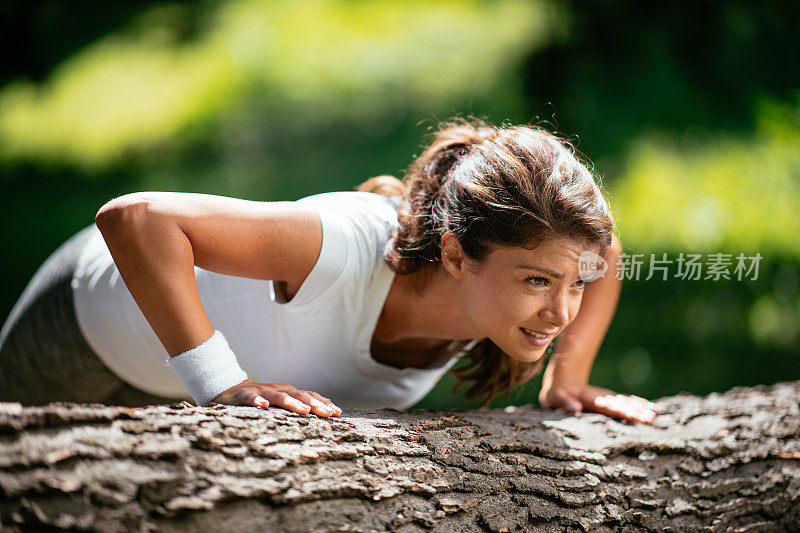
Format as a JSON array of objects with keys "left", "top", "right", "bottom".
[{"left": 539, "top": 234, "right": 657, "bottom": 424}]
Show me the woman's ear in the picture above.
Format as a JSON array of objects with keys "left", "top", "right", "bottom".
[{"left": 440, "top": 232, "right": 467, "bottom": 279}]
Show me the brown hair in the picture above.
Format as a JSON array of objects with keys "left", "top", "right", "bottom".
[{"left": 358, "top": 116, "right": 614, "bottom": 406}]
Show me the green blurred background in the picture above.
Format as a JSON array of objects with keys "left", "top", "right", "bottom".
[{"left": 1, "top": 0, "right": 798, "bottom": 409}]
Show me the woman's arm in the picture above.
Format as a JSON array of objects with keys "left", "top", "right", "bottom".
[
  {"left": 539, "top": 234, "right": 656, "bottom": 423},
  {"left": 94, "top": 192, "right": 340, "bottom": 416},
  {"left": 95, "top": 192, "right": 321, "bottom": 355}
]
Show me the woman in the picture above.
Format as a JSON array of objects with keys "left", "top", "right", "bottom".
[{"left": 0, "top": 117, "right": 656, "bottom": 423}]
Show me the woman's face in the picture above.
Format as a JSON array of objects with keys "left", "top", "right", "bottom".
[{"left": 448, "top": 236, "right": 594, "bottom": 364}]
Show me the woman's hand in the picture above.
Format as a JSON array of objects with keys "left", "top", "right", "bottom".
[
  {"left": 539, "top": 380, "right": 656, "bottom": 424},
  {"left": 212, "top": 380, "right": 342, "bottom": 417}
]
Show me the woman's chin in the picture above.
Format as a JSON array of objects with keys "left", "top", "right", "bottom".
[
  {"left": 487, "top": 335, "right": 548, "bottom": 364},
  {"left": 506, "top": 350, "right": 546, "bottom": 364}
]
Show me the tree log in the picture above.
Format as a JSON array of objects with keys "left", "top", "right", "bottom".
[{"left": 0, "top": 381, "right": 798, "bottom": 532}]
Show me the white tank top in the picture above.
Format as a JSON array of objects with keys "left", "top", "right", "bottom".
[{"left": 71, "top": 191, "right": 476, "bottom": 408}]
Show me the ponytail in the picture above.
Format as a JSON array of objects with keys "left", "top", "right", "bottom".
[{"left": 356, "top": 174, "right": 405, "bottom": 202}]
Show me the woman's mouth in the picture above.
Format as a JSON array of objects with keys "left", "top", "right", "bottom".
[{"left": 520, "top": 327, "right": 554, "bottom": 346}]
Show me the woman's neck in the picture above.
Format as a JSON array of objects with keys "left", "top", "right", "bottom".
[{"left": 373, "top": 267, "right": 482, "bottom": 346}]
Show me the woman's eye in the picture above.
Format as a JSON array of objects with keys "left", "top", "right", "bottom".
[{"left": 526, "top": 276, "right": 548, "bottom": 287}]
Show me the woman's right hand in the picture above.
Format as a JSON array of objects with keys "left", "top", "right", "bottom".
[{"left": 212, "top": 380, "right": 342, "bottom": 417}]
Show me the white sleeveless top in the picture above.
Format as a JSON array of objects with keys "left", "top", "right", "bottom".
[{"left": 71, "top": 191, "right": 477, "bottom": 408}]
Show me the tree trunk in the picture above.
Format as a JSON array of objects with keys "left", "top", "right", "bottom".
[{"left": 1, "top": 381, "right": 798, "bottom": 532}]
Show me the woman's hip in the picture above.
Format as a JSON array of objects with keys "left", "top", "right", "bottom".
[{"left": 0, "top": 225, "right": 149, "bottom": 404}]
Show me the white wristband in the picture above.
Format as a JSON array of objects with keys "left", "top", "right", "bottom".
[{"left": 166, "top": 330, "right": 248, "bottom": 406}]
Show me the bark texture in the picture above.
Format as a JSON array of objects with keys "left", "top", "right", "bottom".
[{"left": 1, "top": 381, "right": 799, "bottom": 532}]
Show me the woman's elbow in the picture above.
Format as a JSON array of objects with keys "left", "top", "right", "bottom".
[{"left": 95, "top": 193, "right": 158, "bottom": 233}]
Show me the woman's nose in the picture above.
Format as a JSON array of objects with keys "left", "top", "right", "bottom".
[{"left": 539, "top": 292, "right": 570, "bottom": 327}]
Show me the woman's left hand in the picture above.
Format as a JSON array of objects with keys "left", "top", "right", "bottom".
[{"left": 539, "top": 381, "right": 657, "bottom": 424}]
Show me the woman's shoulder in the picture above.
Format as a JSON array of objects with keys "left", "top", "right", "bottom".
[
  {"left": 296, "top": 191, "right": 399, "bottom": 234},
  {"left": 289, "top": 191, "right": 397, "bottom": 269},
  {"left": 297, "top": 190, "right": 398, "bottom": 213},
  {"left": 277, "top": 191, "right": 398, "bottom": 311}
]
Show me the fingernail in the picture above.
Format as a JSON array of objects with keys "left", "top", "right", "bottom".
[
  {"left": 289, "top": 399, "right": 309, "bottom": 412},
  {"left": 566, "top": 401, "right": 581, "bottom": 412}
]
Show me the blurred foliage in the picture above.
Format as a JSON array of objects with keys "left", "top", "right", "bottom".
[
  {"left": 522, "top": 1, "right": 800, "bottom": 161},
  {"left": 1, "top": 0, "right": 798, "bottom": 410},
  {"left": 0, "top": 0, "right": 556, "bottom": 169},
  {"left": 614, "top": 96, "right": 800, "bottom": 256}
]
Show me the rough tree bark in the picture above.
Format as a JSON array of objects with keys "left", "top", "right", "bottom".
[{"left": 0, "top": 381, "right": 798, "bottom": 532}]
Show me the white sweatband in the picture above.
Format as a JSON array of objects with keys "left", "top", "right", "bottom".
[{"left": 166, "top": 330, "right": 248, "bottom": 406}]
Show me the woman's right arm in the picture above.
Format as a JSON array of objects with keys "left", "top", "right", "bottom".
[{"left": 94, "top": 191, "right": 341, "bottom": 417}]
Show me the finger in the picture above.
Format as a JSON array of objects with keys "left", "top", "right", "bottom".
[
  {"left": 270, "top": 385, "right": 332, "bottom": 414},
  {"left": 594, "top": 394, "right": 655, "bottom": 424},
  {"left": 580, "top": 386, "right": 656, "bottom": 423},
  {"left": 292, "top": 391, "right": 337, "bottom": 417},
  {"left": 549, "top": 387, "right": 583, "bottom": 413},
  {"left": 306, "top": 391, "right": 342, "bottom": 415},
  {"left": 619, "top": 396, "right": 657, "bottom": 423},
  {"left": 593, "top": 394, "right": 635, "bottom": 418},
  {"left": 252, "top": 395, "right": 270, "bottom": 409},
  {"left": 626, "top": 395, "right": 657, "bottom": 412},
  {"left": 304, "top": 390, "right": 332, "bottom": 403},
  {"left": 264, "top": 391, "right": 311, "bottom": 415}
]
